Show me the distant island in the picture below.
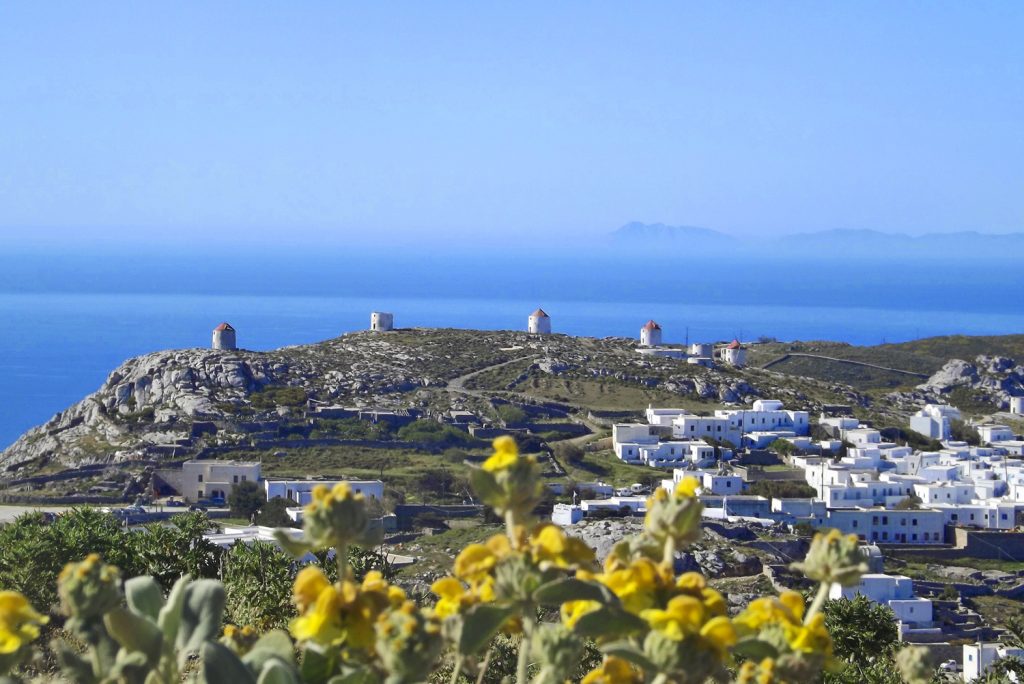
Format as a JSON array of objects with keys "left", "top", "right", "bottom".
[{"left": 609, "top": 221, "right": 1024, "bottom": 258}]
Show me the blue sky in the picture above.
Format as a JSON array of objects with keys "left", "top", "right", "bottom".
[{"left": 0, "top": 2, "right": 1021, "bottom": 248}]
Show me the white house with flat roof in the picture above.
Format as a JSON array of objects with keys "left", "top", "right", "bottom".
[
  {"left": 978, "top": 424, "right": 1015, "bottom": 444},
  {"left": 180, "top": 460, "right": 261, "bottom": 502},
  {"left": 264, "top": 479, "right": 384, "bottom": 505},
  {"left": 830, "top": 574, "right": 934, "bottom": 635},
  {"left": 963, "top": 643, "right": 1024, "bottom": 682},
  {"left": 825, "top": 508, "right": 944, "bottom": 544}
]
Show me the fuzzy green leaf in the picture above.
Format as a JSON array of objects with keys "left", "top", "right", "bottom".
[
  {"left": 124, "top": 576, "right": 164, "bottom": 622},
  {"left": 201, "top": 641, "right": 257, "bottom": 684},
  {"left": 256, "top": 659, "right": 303, "bottom": 684},
  {"left": 572, "top": 606, "right": 647, "bottom": 638},
  {"left": 158, "top": 574, "right": 191, "bottom": 643},
  {"left": 177, "top": 579, "right": 226, "bottom": 666},
  {"left": 459, "top": 603, "right": 515, "bottom": 655},
  {"left": 104, "top": 607, "right": 164, "bottom": 666},
  {"left": 600, "top": 640, "right": 660, "bottom": 672},
  {"left": 532, "top": 577, "right": 614, "bottom": 605},
  {"left": 243, "top": 630, "right": 296, "bottom": 670},
  {"left": 732, "top": 637, "right": 779, "bottom": 662}
]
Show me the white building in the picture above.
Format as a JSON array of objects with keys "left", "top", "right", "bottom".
[
  {"left": 719, "top": 340, "right": 747, "bottom": 367},
  {"left": 180, "top": 460, "right": 261, "bottom": 502},
  {"left": 909, "top": 404, "right": 961, "bottom": 440},
  {"left": 689, "top": 343, "right": 713, "bottom": 357},
  {"left": 370, "top": 312, "right": 394, "bottom": 332},
  {"left": 528, "top": 308, "right": 551, "bottom": 334},
  {"left": 264, "top": 479, "right": 384, "bottom": 505},
  {"left": 963, "top": 643, "right": 1024, "bottom": 682},
  {"left": 645, "top": 407, "right": 691, "bottom": 427},
  {"left": 1011, "top": 397, "right": 1024, "bottom": 415},
  {"left": 826, "top": 508, "right": 944, "bottom": 544},
  {"left": 640, "top": 320, "right": 663, "bottom": 347},
  {"left": 829, "top": 574, "right": 933, "bottom": 634},
  {"left": 913, "top": 482, "right": 976, "bottom": 505},
  {"left": 934, "top": 502, "right": 1018, "bottom": 529},
  {"left": 212, "top": 322, "right": 237, "bottom": 350},
  {"left": 672, "top": 414, "right": 741, "bottom": 446},
  {"left": 699, "top": 469, "right": 744, "bottom": 495},
  {"left": 978, "top": 424, "right": 1015, "bottom": 444}
]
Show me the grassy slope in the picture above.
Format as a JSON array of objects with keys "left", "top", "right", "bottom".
[{"left": 749, "top": 334, "right": 1024, "bottom": 391}]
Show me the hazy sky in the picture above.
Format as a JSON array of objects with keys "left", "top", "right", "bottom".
[{"left": 0, "top": 2, "right": 1022, "bottom": 247}]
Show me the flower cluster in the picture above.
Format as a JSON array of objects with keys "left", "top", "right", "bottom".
[
  {"left": 290, "top": 566, "right": 406, "bottom": 651},
  {"left": 0, "top": 590, "right": 47, "bottom": 669},
  {"left": 734, "top": 591, "right": 834, "bottom": 675},
  {"left": 220, "top": 624, "right": 259, "bottom": 655},
  {"left": 6, "top": 434, "right": 894, "bottom": 684}
]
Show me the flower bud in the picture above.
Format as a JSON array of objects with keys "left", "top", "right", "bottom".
[
  {"left": 302, "top": 482, "right": 379, "bottom": 552},
  {"left": 790, "top": 529, "right": 867, "bottom": 587},
  {"left": 58, "top": 554, "right": 122, "bottom": 622},
  {"left": 375, "top": 600, "right": 442, "bottom": 682},
  {"left": 643, "top": 486, "right": 703, "bottom": 549}
]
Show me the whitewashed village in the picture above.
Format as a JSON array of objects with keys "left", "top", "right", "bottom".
[{"left": 6, "top": 308, "right": 1024, "bottom": 680}]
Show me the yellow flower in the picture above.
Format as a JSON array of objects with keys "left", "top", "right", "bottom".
[
  {"left": 221, "top": 624, "right": 258, "bottom": 654},
  {"left": 581, "top": 656, "right": 642, "bottom": 684},
  {"left": 482, "top": 436, "right": 520, "bottom": 472},
  {"left": 293, "top": 566, "right": 331, "bottom": 612},
  {"left": 738, "top": 658, "right": 776, "bottom": 684},
  {"left": 787, "top": 613, "right": 832, "bottom": 657},
  {"left": 0, "top": 591, "right": 47, "bottom": 655},
  {"left": 675, "top": 476, "right": 700, "bottom": 498},
  {"left": 454, "top": 544, "right": 498, "bottom": 583},
  {"left": 641, "top": 594, "right": 706, "bottom": 640},
  {"left": 290, "top": 584, "right": 344, "bottom": 646},
  {"left": 734, "top": 591, "right": 834, "bottom": 664},
  {"left": 600, "top": 558, "right": 668, "bottom": 614},
  {"left": 560, "top": 598, "right": 600, "bottom": 628},
  {"left": 431, "top": 577, "right": 469, "bottom": 619},
  {"left": 529, "top": 524, "right": 596, "bottom": 569}
]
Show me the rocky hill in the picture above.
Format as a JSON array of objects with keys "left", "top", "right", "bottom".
[
  {"left": 9, "top": 328, "right": 1024, "bottom": 482},
  {"left": 0, "top": 328, "right": 882, "bottom": 476}
]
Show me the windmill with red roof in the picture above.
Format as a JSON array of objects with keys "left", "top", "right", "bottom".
[
  {"left": 528, "top": 308, "right": 551, "bottom": 335},
  {"left": 212, "top": 322, "right": 237, "bottom": 350},
  {"left": 640, "top": 320, "right": 662, "bottom": 347}
]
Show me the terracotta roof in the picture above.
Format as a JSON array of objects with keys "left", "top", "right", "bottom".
[
  {"left": 642, "top": 320, "right": 661, "bottom": 330},
  {"left": 530, "top": 308, "right": 549, "bottom": 318},
  {"left": 214, "top": 322, "right": 235, "bottom": 332},
  {"left": 726, "top": 339, "right": 742, "bottom": 349}
]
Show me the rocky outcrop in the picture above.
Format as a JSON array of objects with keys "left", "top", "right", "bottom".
[
  {"left": 904, "top": 355, "right": 1024, "bottom": 409},
  {"left": 1, "top": 349, "right": 293, "bottom": 470}
]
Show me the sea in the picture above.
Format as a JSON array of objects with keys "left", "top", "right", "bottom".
[{"left": 3, "top": 284, "right": 1024, "bottom": 449}]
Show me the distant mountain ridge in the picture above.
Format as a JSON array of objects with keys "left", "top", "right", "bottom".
[{"left": 610, "top": 222, "right": 1024, "bottom": 257}]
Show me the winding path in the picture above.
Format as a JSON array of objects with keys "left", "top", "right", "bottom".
[{"left": 761, "top": 353, "right": 928, "bottom": 379}]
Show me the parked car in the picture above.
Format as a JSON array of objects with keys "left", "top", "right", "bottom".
[{"left": 165, "top": 499, "right": 185, "bottom": 507}]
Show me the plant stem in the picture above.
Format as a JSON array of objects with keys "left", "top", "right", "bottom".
[
  {"left": 450, "top": 656, "right": 463, "bottom": 684},
  {"left": 516, "top": 613, "right": 535, "bottom": 684},
  {"left": 662, "top": 536, "right": 676, "bottom": 570},
  {"left": 805, "top": 580, "right": 831, "bottom": 624},
  {"left": 476, "top": 649, "right": 493, "bottom": 684},
  {"left": 336, "top": 541, "right": 349, "bottom": 582},
  {"left": 505, "top": 510, "right": 518, "bottom": 544}
]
